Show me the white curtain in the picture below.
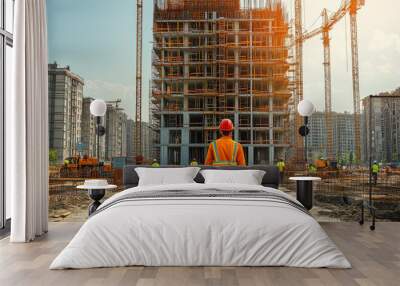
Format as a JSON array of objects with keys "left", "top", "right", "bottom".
[{"left": 7, "top": 0, "right": 49, "bottom": 242}]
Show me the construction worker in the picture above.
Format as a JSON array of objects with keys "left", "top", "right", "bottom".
[
  {"left": 205, "top": 119, "right": 246, "bottom": 166},
  {"left": 372, "top": 161, "right": 380, "bottom": 185},
  {"left": 190, "top": 158, "right": 199, "bottom": 166},
  {"left": 276, "top": 158, "right": 286, "bottom": 183},
  {"left": 308, "top": 163, "right": 317, "bottom": 174},
  {"left": 151, "top": 159, "right": 160, "bottom": 168}
]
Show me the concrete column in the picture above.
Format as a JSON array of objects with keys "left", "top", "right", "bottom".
[
  {"left": 160, "top": 127, "right": 169, "bottom": 165},
  {"left": 182, "top": 98, "right": 190, "bottom": 165},
  {"left": 269, "top": 87, "right": 274, "bottom": 164},
  {"left": 181, "top": 148, "right": 189, "bottom": 166},
  {"left": 248, "top": 145, "right": 254, "bottom": 166},
  {"left": 234, "top": 20, "right": 240, "bottom": 94},
  {"left": 234, "top": 112, "right": 239, "bottom": 141},
  {"left": 183, "top": 22, "right": 189, "bottom": 95}
]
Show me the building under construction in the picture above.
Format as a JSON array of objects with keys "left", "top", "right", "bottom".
[{"left": 151, "top": 0, "right": 290, "bottom": 165}]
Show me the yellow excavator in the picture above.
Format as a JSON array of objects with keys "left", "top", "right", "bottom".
[{"left": 315, "top": 158, "right": 329, "bottom": 169}]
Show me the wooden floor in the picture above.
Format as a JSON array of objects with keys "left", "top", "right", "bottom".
[{"left": 0, "top": 222, "right": 399, "bottom": 286}]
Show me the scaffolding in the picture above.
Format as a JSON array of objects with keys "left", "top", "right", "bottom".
[{"left": 152, "top": 0, "right": 291, "bottom": 165}]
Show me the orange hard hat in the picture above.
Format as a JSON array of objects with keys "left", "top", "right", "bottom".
[{"left": 219, "top": 118, "right": 234, "bottom": 132}]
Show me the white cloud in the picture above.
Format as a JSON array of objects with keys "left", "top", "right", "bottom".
[
  {"left": 363, "top": 29, "right": 400, "bottom": 75},
  {"left": 368, "top": 30, "right": 400, "bottom": 54}
]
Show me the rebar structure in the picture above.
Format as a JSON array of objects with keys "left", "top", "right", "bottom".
[
  {"left": 322, "top": 9, "right": 334, "bottom": 160},
  {"left": 135, "top": 0, "right": 143, "bottom": 161},
  {"left": 151, "top": 0, "right": 291, "bottom": 165}
]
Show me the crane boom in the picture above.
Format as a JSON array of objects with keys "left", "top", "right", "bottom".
[
  {"left": 300, "top": 0, "right": 364, "bottom": 43},
  {"left": 291, "top": 0, "right": 365, "bottom": 163},
  {"left": 135, "top": 0, "right": 143, "bottom": 162}
]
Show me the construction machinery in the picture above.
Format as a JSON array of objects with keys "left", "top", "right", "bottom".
[
  {"left": 315, "top": 158, "right": 329, "bottom": 169},
  {"left": 60, "top": 155, "right": 112, "bottom": 178},
  {"left": 294, "top": 0, "right": 365, "bottom": 162}
]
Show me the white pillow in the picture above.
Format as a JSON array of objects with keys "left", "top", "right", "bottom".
[
  {"left": 200, "top": 169, "right": 266, "bottom": 185},
  {"left": 136, "top": 167, "right": 200, "bottom": 186}
]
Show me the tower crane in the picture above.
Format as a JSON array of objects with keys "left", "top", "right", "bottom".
[
  {"left": 294, "top": 0, "right": 365, "bottom": 162},
  {"left": 294, "top": 0, "right": 304, "bottom": 161},
  {"left": 322, "top": 8, "right": 334, "bottom": 161},
  {"left": 106, "top": 99, "right": 122, "bottom": 109},
  {"left": 349, "top": 0, "right": 364, "bottom": 162},
  {"left": 135, "top": 0, "right": 143, "bottom": 163}
]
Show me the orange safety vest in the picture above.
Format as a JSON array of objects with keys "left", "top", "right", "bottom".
[
  {"left": 211, "top": 140, "right": 239, "bottom": 166},
  {"left": 205, "top": 136, "right": 246, "bottom": 166}
]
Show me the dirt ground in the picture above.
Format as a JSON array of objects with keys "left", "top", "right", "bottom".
[{"left": 49, "top": 172, "right": 400, "bottom": 223}]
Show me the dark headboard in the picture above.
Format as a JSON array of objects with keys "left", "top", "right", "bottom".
[{"left": 123, "top": 165, "right": 280, "bottom": 189}]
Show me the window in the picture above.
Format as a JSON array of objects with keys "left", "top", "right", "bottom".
[{"left": 1, "top": 0, "right": 14, "bottom": 230}]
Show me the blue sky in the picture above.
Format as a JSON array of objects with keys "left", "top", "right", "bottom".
[
  {"left": 47, "top": 0, "right": 154, "bottom": 120},
  {"left": 47, "top": 0, "right": 400, "bottom": 120}
]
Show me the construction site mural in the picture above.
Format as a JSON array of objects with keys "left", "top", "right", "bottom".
[{"left": 46, "top": 0, "right": 400, "bottom": 222}]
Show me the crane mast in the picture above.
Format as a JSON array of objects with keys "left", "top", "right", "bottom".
[
  {"left": 292, "top": 0, "right": 364, "bottom": 163},
  {"left": 135, "top": 0, "right": 143, "bottom": 162},
  {"left": 350, "top": 0, "right": 362, "bottom": 162},
  {"left": 294, "top": 0, "right": 303, "bottom": 104},
  {"left": 294, "top": 0, "right": 305, "bottom": 161},
  {"left": 322, "top": 9, "right": 334, "bottom": 161}
]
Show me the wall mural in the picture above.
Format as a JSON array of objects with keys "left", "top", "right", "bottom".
[{"left": 47, "top": 0, "right": 400, "bottom": 223}]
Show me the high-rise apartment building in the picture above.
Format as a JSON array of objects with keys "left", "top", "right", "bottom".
[
  {"left": 306, "top": 112, "right": 327, "bottom": 159},
  {"left": 361, "top": 91, "right": 400, "bottom": 163},
  {"left": 334, "top": 112, "right": 356, "bottom": 162},
  {"left": 307, "top": 111, "right": 355, "bottom": 162},
  {"left": 152, "top": 0, "right": 290, "bottom": 165},
  {"left": 81, "top": 97, "right": 96, "bottom": 158},
  {"left": 126, "top": 119, "right": 135, "bottom": 161},
  {"left": 48, "top": 63, "right": 84, "bottom": 162},
  {"left": 127, "top": 120, "right": 156, "bottom": 161},
  {"left": 81, "top": 97, "right": 107, "bottom": 161},
  {"left": 105, "top": 105, "right": 128, "bottom": 161}
]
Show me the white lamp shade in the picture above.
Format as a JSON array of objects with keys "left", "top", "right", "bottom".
[
  {"left": 297, "top": 99, "right": 315, "bottom": 117},
  {"left": 90, "top": 99, "right": 107, "bottom": 117}
]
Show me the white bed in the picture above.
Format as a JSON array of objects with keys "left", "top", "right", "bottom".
[{"left": 50, "top": 183, "right": 351, "bottom": 269}]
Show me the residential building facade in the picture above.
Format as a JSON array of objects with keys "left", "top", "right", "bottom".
[
  {"left": 81, "top": 97, "right": 96, "bottom": 158},
  {"left": 105, "top": 105, "right": 128, "bottom": 161},
  {"left": 307, "top": 111, "right": 356, "bottom": 162},
  {"left": 152, "top": 0, "right": 290, "bottom": 165},
  {"left": 361, "top": 91, "right": 400, "bottom": 163},
  {"left": 81, "top": 97, "right": 107, "bottom": 161},
  {"left": 127, "top": 120, "right": 156, "bottom": 162},
  {"left": 48, "top": 63, "right": 84, "bottom": 162}
]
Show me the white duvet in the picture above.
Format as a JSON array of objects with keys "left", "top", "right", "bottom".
[{"left": 50, "top": 183, "right": 351, "bottom": 269}]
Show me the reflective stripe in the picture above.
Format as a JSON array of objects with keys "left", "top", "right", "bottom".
[
  {"left": 211, "top": 140, "right": 238, "bottom": 166},
  {"left": 212, "top": 141, "right": 220, "bottom": 162},
  {"left": 231, "top": 142, "right": 238, "bottom": 162},
  {"left": 213, "top": 162, "right": 238, "bottom": 166}
]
